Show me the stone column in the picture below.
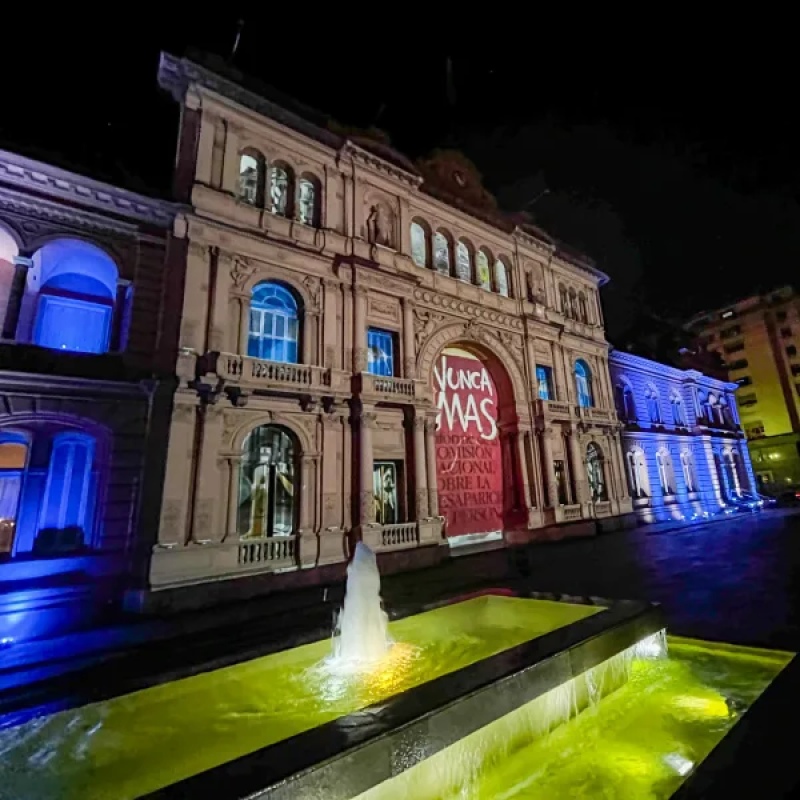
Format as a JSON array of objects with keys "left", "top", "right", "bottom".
[
  {"left": 209, "top": 251, "right": 233, "bottom": 353},
  {"left": 156, "top": 400, "right": 198, "bottom": 546},
  {"left": 299, "top": 454, "right": 315, "bottom": 532},
  {"left": 224, "top": 454, "right": 243, "bottom": 540},
  {"left": 402, "top": 298, "right": 417, "bottom": 378},
  {"left": 222, "top": 123, "right": 242, "bottom": 194},
  {"left": 358, "top": 407, "right": 377, "bottom": 526},
  {"left": 323, "top": 279, "right": 340, "bottom": 368},
  {"left": 424, "top": 418, "right": 439, "bottom": 516},
  {"left": 516, "top": 430, "right": 533, "bottom": 510},
  {"left": 540, "top": 427, "right": 559, "bottom": 507},
  {"left": 353, "top": 286, "right": 368, "bottom": 373},
  {"left": 610, "top": 434, "right": 630, "bottom": 501},
  {"left": 303, "top": 311, "right": 318, "bottom": 365},
  {"left": 2, "top": 256, "right": 31, "bottom": 340},
  {"left": 569, "top": 430, "right": 587, "bottom": 504},
  {"left": 181, "top": 242, "right": 211, "bottom": 353},
  {"left": 191, "top": 403, "right": 226, "bottom": 543},
  {"left": 413, "top": 415, "right": 429, "bottom": 518},
  {"left": 527, "top": 428, "right": 544, "bottom": 507}
]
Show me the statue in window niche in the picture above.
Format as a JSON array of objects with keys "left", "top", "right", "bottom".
[
  {"left": 270, "top": 166, "right": 289, "bottom": 216},
  {"left": 367, "top": 203, "right": 393, "bottom": 247}
]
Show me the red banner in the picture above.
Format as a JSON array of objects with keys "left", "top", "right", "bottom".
[{"left": 434, "top": 348, "right": 504, "bottom": 537}]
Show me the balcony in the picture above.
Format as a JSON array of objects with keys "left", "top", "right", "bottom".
[
  {"left": 575, "top": 406, "right": 617, "bottom": 425},
  {"left": 357, "top": 373, "right": 432, "bottom": 404},
  {"left": 379, "top": 522, "right": 419, "bottom": 551},
  {"left": 238, "top": 535, "right": 297, "bottom": 570},
  {"left": 200, "top": 352, "right": 349, "bottom": 399},
  {"left": 536, "top": 399, "right": 572, "bottom": 420}
]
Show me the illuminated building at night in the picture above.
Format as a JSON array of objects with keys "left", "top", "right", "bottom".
[
  {"left": 139, "top": 53, "right": 635, "bottom": 610},
  {"left": 686, "top": 287, "right": 800, "bottom": 491},
  {"left": 0, "top": 150, "right": 179, "bottom": 640},
  {"left": 609, "top": 350, "right": 755, "bottom": 523}
]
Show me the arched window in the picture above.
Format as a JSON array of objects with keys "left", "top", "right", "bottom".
[
  {"left": 495, "top": 259, "right": 510, "bottom": 297},
  {"left": 296, "top": 175, "right": 320, "bottom": 227},
  {"left": 248, "top": 282, "right": 300, "bottom": 363},
  {"left": 671, "top": 391, "right": 686, "bottom": 426},
  {"left": 238, "top": 150, "right": 265, "bottom": 206},
  {"left": 269, "top": 163, "right": 293, "bottom": 216},
  {"left": 0, "top": 432, "right": 28, "bottom": 554},
  {"left": 433, "top": 231, "right": 451, "bottom": 275},
  {"left": 656, "top": 449, "right": 674, "bottom": 495},
  {"left": 238, "top": 425, "right": 297, "bottom": 538},
  {"left": 574, "top": 359, "right": 594, "bottom": 408},
  {"left": 476, "top": 250, "right": 491, "bottom": 290},
  {"left": 455, "top": 240, "right": 472, "bottom": 282},
  {"left": 37, "top": 432, "right": 97, "bottom": 552},
  {"left": 410, "top": 221, "right": 429, "bottom": 268},
  {"left": 559, "top": 284, "right": 569, "bottom": 316},
  {"left": 645, "top": 385, "right": 661, "bottom": 423},
  {"left": 28, "top": 239, "right": 121, "bottom": 354},
  {"left": 680, "top": 450, "right": 696, "bottom": 493},
  {"left": 586, "top": 442, "right": 608, "bottom": 501},
  {"left": 626, "top": 448, "right": 650, "bottom": 499},
  {"left": 578, "top": 292, "right": 589, "bottom": 323},
  {"left": 720, "top": 397, "right": 734, "bottom": 428},
  {"left": 706, "top": 393, "right": 720, "bottom": 425},
  {"left": 615, "top": 379, "right": 636, "bottom": 421}
]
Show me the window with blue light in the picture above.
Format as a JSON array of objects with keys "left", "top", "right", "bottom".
[
  {"left": 367, "top": 328, "right": 396, "bottom": 376},
  {"left": 0, "top": 433, "right": 28, "bottom": 556},
  {"left": 536, "top": 365, "right": 554, "bottom": 400},
  {"left": 29, "top": 239, "right": 120, "bottom": 354},
  {"left": 574, "top": 359, "right": 594, "bottom": 408},
  {"left": 248, "top": 282, "right": 300, "bottom": 363}
]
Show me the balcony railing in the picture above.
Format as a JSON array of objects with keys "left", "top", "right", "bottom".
[
  {"left": 204, "top": 352, "right": 335, "bottom": 394},
  {"left": 537, "top": 399, "right": 572, "bottom": 418},
  {"left": 593, "top": 500, "right": 612, "bottom": 517},
  {"left": 238, "top": 535, "right": 297, "bottom": 568},
  {"left": 576, "top": 406, "right": 616, "bottom": 424},
  {"left": 359, "top": 373, "right": 430, "bottom": 402},
  {"left": 379, "top": 522, "right": 419, "bottom": 550},
  {"left": 562, "top": 504, "right": 583, "bottom": 521}
]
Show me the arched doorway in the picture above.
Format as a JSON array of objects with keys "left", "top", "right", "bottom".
[
  {"left": 433, "top": 345, "right": 519, "bottom": 541},
  {"left": 238, "top": 425, "right": 298, "bottom": 538}
]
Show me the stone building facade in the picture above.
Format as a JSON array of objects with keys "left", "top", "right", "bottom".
[
  {"left": 145, "top": 54, "right": 634, "bottom": 609},
  {"left": 609, "top": 350, "right": 756, "bottom": 523},
  {"left": 0, "top": 149, "right": 179, "bottom": 640}
]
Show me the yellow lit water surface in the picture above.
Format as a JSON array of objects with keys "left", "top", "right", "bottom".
[
  {"left": 0, "top": 596, "right": 599, "bottom": 800},
  {"left": 357, "top": 637, "right": 793, "bottom": 800}
]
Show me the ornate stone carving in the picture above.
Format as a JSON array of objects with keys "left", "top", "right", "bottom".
[
  {"left": 230, "top": 256, "right": 256, "bottom": 289},
  {"left": 360, "top": 410, "right": 379, "bottom": 428},
  {"left": 413, "top": 308, "right": 444, "bottom": 350},
  {"left": 369, "top": 298, "right": 398, "bottom": 319},
  {"left": 302, "top": 275, "right": 321, "bottom": 310}
]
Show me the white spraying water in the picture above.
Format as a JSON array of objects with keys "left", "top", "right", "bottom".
[{"left": 330, "top": 542, "right": 392, "bottom": 667}]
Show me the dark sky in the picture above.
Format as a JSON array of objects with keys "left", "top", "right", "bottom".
[{"left": 4, "top": 12, "right": 798, "bottom": 341}]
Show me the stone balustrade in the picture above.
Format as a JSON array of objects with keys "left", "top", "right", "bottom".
[
  {"left": 238, "top": 535, "right": 297, "bottom": 568},
  {"left": 562, "top": 504, "right": 583, "bottom": 521},
  {"left": 206, "top": 352, "right": 333, "bottom": 393},
  {"left": 379, "top": 522, "right": 419, "bottom": 550},
  {"left": 537, "top": 399, "right": 572, "bottom": 419}
]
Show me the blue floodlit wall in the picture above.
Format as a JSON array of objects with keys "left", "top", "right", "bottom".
[{"left": 609, "top": 350, "right": 756, "bottom": 523}]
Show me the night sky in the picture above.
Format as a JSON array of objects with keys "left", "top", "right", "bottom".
[{"left": 4, "top": 13, "right": 797, "bottom": 342}]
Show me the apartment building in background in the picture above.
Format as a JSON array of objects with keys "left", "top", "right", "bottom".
[{"left": 686, "top": 286, "right": 800, "bottom": 491}]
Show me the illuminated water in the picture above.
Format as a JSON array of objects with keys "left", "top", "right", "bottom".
[
  {"left": 330, "top": 542, "right": 391, "bottom": 667},
  {"left": 356, "top": 637, "right": 792, "bottom": 800},
  {"left": 0, "top": 596, "right": 598, "bottom": 800}
]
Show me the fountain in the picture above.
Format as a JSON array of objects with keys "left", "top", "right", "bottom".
[{"left": 330, "top": 542, "right": 391, "bottom": 668}]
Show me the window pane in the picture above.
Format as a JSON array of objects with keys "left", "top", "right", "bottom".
[
  {"left": 476, "top": 251, "right": 491, "bottom": 290},
  {"left": 536, "top": 365, "right": 551, "bottom": 401},
  {"left": 248, "top": 283, "right": 299, "bottom": 363},
  {"left": 239, "top": 154, "right": 260, "bottom": 205},
  {"left": 455, "top": 241, "right": 471, "bottom": 282},
  {"left": 373, "top": 462, "right": 398, "bottom": 525},
  {"left": 410, "top": 223, "right": 428, "bottom": 268},
  {"left": 297, "top": 179, "right": 316, "bottom": 225},
  {"left": 34, "top": 295, "right": 112, "bottom": 354},
  {"left": 495, "top": 261, "right": 509, "bottom": 296},
  {"left": 367, "top": 328, "right": 394, "bottom": 376},
  {"left": 433, "top": 233, "right": 450, "bottom": 275},
  {"left": 270, "top": 167, "right": 289, "bottom": 216}
]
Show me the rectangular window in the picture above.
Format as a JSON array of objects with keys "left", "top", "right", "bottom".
[
  {"left": 776, "top": 311, "right": 788, "bottom": 322},
  {"left": 787, "top": 345, "right": 797, "bottom": 357},
  {"left": 373, "top": 461, "right": 400, "bottom": 525},
  {"left": 723, "top": 342, "right": 745, "bottom": 354},
  {"left": 738, "top": 393, "right": 758, "bottom": 406},
  {"left": 536, "top": 365, "right": 554, "bottom": 401},
  {"left": 737, "top": 375, "right": 752, "bottom": 386},
  {"left": 367, "top": 328, "right": 396, "bottom": 376},
  {"left": 727, "top": 358, "right": 749, "bottom": 371},
  {"left": 781, "top": 326, "right": 793, "bottom": 338},
  {"left": 793, "top": 365, "right": 800, "bottom": 377}
]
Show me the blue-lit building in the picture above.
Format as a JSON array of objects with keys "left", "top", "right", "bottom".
[
  {"left": 609, "top": 350, "right": 757, "bottom": 523},
  {"left": 0, "top": 149, "right": 179, "bottom": 642}
]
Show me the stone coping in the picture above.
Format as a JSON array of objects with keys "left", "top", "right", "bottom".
[{"left": 145, "top": 596, "right": 662, "bottom": 799}]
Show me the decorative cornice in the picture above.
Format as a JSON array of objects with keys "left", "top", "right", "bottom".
[
  {"left": 609, "top": 349, "right": 738, "bottom": 392},
  {"left": 340, "top": 141, "right": 423, "bottom": 189},
  {"left": 0, "top": 149, "right": 179, "bottom": 230}
]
